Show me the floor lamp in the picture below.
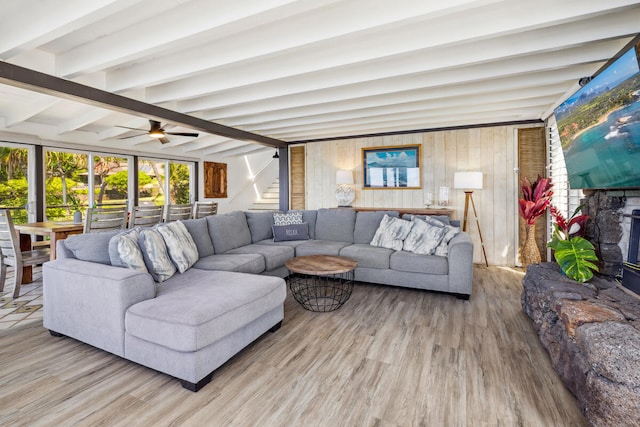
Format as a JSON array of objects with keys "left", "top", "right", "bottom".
[{"left": 454, "top": 172, "right": 488, "bottom": 267}]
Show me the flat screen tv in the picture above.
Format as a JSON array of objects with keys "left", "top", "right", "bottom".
[{"left": 554, "top": 43, "right": 640, "bottom": 189}]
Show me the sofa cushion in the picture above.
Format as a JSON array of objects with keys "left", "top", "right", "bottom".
[
  {"left": 125, "top": 269, "right": 286, "bottom": 352},
  {"left": 339, "top": 243, "right": 392, "bottom": 269},
  {"left": 108, "top": 228, "right": 148, "bottom": 273},
  {"left": 403, "top": 214, "right": 451, "bottom": 225},
  {"left": 181, "top": 218, "right": 214, "bottom": 257},
  {"left": 225, "top": 244, "right": 294, "bottom": 271},
  {"left": 370, "top": 214, "right": 414, "bottom": 251},
  {"left": 354, "top": 211, "right": 399, "bottom": 244},
  {"left": 63, "top": 229, "right": 120, "bottom": 265},
  {"left": 138, "top": 228, "right": 177, "bottom": 282},
  {"left": 254, "top": 238, "right": 309, "bottom": 250},
  {"left": 245, "top": 211, "right": 276, "bottom": 243},
  {"left": 295, "top": 240, "right": 352, "bottom": 257},
  {"left": 206, "top": 211, "right": 252, "bottom": 254},
  {"left": 390, "top": 251, "right": 448, "bottom": 275},
  {"left": 315, "top": 208, "right": 356, "bottom": 243},
  {"left": 435, "top": 224, "right": 461, "bottom": 257},
  {"left": 272, "top": 223, "right": 309, "bottom": 242},
  {"left": 273, "top": 211, "right": 302, "bottom": 225},
  {"left": 403, "top": 217, "right": 447, "bottom": 255},
  {"left": 299, "top": 210, "right": 318, "bottom": 239},
  {"left": 156, "top": 221, "right": 199, "bottom": 273},
  {"left": 193, "top": 254, "right": 265, "bottom": 274}
]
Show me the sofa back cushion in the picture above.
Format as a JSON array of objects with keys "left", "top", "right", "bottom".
[
  {"left": 354, "top": 211, "right": 400, "bottom": 244},
  {"left": 206, "top": 211, "right": 252, "bottom": 253},
  {"left": 292, "top": 210, "right": 318, "bottom": 239},
  {"left": 63, "top": 229, "right": 121, "bottom": 265},
  {"left": 315, "top": 208, "right": 356, "bottom": 243},
  {"left": 180, "top": 218, "right": 214, "bottom": 257},
  {"left": 245, "top": 211, "right": 276, "bottom": 243}
]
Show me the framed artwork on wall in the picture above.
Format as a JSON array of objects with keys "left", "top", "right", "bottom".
[
  {"left": 362, "top": 144, "right": 421, "bottom": 189},
  {"left": 204, "top": 161, "right": 227, "bottom": 198}
]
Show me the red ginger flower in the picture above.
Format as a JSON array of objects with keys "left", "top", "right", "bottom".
[
  {"left": 550, "top": 204, "right": 589, "bottom": 239},
  {"left": 518, "top": 176, "right": 554, "bottom": 225}
]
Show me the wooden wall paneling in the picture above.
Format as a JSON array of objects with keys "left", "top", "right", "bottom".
[
  {"left": 289, "top": 145, "right": 306, "bottom": 210},
  {"left": 504, "top": 128, "right": 517, "bottom": 266},
  {"left": 517, "top": 127, "right": 547, "bottom": 262},
  {"left": 422, "top": 133, "right": 435, "bottom": 207},
  {"left": 491, "top": 127, "right": 510, "bottom": 266}
]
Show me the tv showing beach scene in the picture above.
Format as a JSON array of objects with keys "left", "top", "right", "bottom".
[{"left": 554, "top": 44, "right": 640, "bottom": 189}]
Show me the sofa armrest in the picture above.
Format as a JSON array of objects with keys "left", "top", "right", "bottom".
[
  {"left": 447, "top": 232, "right": 474, "bottom": 295},
  {"left": 43, "top": 259, "right": 156, "bottom": 357}
]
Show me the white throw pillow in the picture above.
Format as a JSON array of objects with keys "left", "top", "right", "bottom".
[
  {"left": 108, "top": 228, "right": 148, "bottom": 273},
  {"left": 403, "top": 217, "right": 447, "bottom": 255},
  {"left": 138, "top": 228, "right": 177, "bottom": 282},
  {"left": 434, "top": 225, "right": 461, "bottom": 257},
  {"left": 156, "top": 221, "right": 199, "bottom": 273},
  {"left": 370, "top": 214, "right": 414, "bottom": 251}
]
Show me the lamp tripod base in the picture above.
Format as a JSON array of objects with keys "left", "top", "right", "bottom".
[{"left": 462, "top": 191, "right": 489, "bottom": 267}]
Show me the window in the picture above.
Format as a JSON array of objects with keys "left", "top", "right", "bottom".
[
  {"left": 93, "top": 155, "right": 129, "bottom": 206},
  {"left": 44, "top": 149, "right": 89, "bottom": 221},
  {"left": 0, "top": 144, "right": 29, "bottom": 223},
  {"left": 138, "top": 159, "right": 193, "bottom": 206}
]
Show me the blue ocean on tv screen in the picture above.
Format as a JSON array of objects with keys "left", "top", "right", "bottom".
[{"left": 555, "top": 47, "right": 640, "bottom": 189}]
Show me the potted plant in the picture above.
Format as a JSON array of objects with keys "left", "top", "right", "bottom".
[
  {"left": 518, "top": 175, "right": 553, "bottom": 268},
  {"left": 68, "top": 193, "right": 84, "bottom": 223},
  {"left": 548, "top": 205, "right": 598, "bottom": 282}
]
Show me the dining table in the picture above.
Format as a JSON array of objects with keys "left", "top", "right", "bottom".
[{"left": 13, "top": 221, "right": 84, "bottom": 284}]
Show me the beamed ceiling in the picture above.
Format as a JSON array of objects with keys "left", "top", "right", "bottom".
[{"left": 0, "top": 0, "right": 638, "bottom": 160}]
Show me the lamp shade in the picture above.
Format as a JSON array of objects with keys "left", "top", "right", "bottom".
[
  {"left": 454, "top": 171, "right": 483, "bottom": 190},
  {"left": 336, "top": 170, "right": 354, "bottom": 185}
]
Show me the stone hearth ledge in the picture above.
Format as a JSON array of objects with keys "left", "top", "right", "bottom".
[{"left": 521, "top": 262, "right": 640, "bottom": 427}]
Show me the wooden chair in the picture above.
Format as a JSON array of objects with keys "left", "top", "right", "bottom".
[
  {"left": 83, "top": 205, "right": 128, "bottom": 233},
  {"left": 0, "top": 209, "right": 51, "bottom": 298},
  {"left": 165, "top": 204, "right": 193, "bottom": 222},
  {"left": 193, "top": 201, "right": 218, "bottom": 219},
  {"left": 128, "top": 205, "right": 164, "bottom": 228}
]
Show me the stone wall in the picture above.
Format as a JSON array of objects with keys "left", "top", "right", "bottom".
[
  {"left": 581, "top": 190, "right": 625, "bottom": 276},
  {"left": 521, "top": 263, "right": 640, "bottom": 426}
]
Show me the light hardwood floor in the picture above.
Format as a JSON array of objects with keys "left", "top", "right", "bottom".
[{"left": 0, "top": 266, "right": 587, "bottom": 426}]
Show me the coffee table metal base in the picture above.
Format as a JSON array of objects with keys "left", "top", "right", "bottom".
[{"left": 288, "top": 270, "right": 354, "bottom": 312}]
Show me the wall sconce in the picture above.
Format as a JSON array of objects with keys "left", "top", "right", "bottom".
[{"left": 335, "top": 170, "right": 355, "bottom": 207}]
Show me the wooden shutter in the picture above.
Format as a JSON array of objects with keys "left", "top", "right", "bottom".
[
  {"left": 203, "top": 161, "right": 227, "bottom": 198},
  {"left": 290, "top": 146, "right": 305, "bottom": 209}
]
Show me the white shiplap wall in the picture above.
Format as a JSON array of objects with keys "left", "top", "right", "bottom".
[{"left": 300, "top": 123, "right": 544, "bottom": 266}]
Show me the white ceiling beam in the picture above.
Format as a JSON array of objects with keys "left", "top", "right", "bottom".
[
  {"left": 160, "top": 134, "right": 228, "bottom": 150},
  {"left": 181, "top": 138, "right": 236, "bottom": 154},
  {"left": 201, "top": 141, "right": 246, "bottom": 155},
  {"left": 5, "top": 96, "right": 61, "bottom": 127},
  {"left": 57, "top": 0, "right": 305, "bottom": 78},
  {"left": 147, "top": 3, "right": 638, "bottom": 104},
  {"left": 223, "top": 84, "right": 569, "bottom": 129},
  {"left": 106, "top": 0, "right": 498, "bottom": 92},
  {"left": 57, "top": 109, "right": 112, "bottom": 135},
  {"left": 219, "top": 144, "right": 272, "bottom": 158},
  {"left": 0, "top": 0, "right": 137, "bottom": 60},
  {"left": 179, "top": 33, "right": 628, "bottom": 114}
]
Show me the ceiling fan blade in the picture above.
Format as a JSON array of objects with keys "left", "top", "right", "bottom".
[
  {"left": 115, "top": 125, "right": 147, "bottom": 131},
  {"left": 159, "top": 137, "right": 171, "bottom": 144},
  {"left": 117, "top": 133, "right": 147, "bottom": 139},
  {"left": 166, "top": 132, "right": 199, "bottom": 137}
]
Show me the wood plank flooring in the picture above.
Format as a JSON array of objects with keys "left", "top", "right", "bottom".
[{"left": 0, "top": 266, "right": 587, "bottom": 426}]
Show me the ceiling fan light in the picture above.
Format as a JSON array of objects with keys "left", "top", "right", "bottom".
[{"left": 149, "top": 130, "right": 164, "bottom": 138}]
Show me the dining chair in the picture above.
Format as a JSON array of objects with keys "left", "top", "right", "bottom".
[
  {"left": 128, "top": 205, "right": 164, "bottom": 228},
  {"left": 193, "top": 201, "right": 218, "bottom": 219},
  {"left": 0, "top": 209, "right": 51, "bottom": 298},
  {"left": 83, "top": 204, "right": 129, "bottom": 233},
  {"left": 164, "top": 204, "right": 193, "bottom": 222}
]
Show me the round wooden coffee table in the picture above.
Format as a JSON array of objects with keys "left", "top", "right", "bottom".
[{"left": 285, "top": 255, "right": 357, "bottom": 312}]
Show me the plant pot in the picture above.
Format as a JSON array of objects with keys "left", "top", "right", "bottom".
[{"left": 521, "top": 223, "right": 541, "bottom": 269}]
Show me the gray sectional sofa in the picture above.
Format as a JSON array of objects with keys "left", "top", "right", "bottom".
[{"left": 43, "top": 208, "right": 473, "bottom": 391}]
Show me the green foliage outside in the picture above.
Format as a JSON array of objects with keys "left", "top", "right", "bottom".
[{"left": 170, "top": 163, "right": 190, "bottom": 204}]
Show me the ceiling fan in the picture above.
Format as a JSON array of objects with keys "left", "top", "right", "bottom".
[{"left": 117, "top": 120, "right": 199, "bottom": 144}]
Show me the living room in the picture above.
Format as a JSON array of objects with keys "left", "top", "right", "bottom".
[{"left": 1, "top": 2, "right": 640, "bottom": 426}]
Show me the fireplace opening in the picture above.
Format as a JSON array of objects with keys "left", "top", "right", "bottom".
[{"left": 622, "top": 209, "right": 640, "bottom": 295}]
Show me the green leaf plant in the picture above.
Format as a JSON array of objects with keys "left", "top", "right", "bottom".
[{"left": 548, "top": 205, "right": 599, "bottom": 282}]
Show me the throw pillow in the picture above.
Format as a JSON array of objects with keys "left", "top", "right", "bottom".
[
  {"left": 403, "top": 217, "right": 447, "bottom": 255},
  {"left": 64, "top": 230, "right": 120, "bottom": 265},
  {"left": 156, "top": 221, "right": 199, "bottom": 273},
  {"left": 370, "top": 214, "right": 414, "bottom": 251},
  {"left": 108, "top": 228, "right": 148, "bottom": 273},
  {"left": 138, "top": 228, "right": 177, "bottom": 282},
  {"left": 272, "top": 222, "right": 310, "bottom": 242},
  {"left": 434, "top": 225, "right": 461, "bottom": 257},
  {"left": 273, "top": 211, "right": 303, "bottom": 226}
]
